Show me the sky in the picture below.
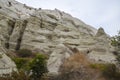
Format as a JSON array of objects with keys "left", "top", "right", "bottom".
[{"left": 16, "top": 0, "right": 120, "bottom": 36}]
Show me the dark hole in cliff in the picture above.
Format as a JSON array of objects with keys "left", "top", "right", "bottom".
[
  {"left": 64, "top": 29, "right": 69, "bottom": 32},
  {"left": 0, "top": 6, "right": 2, "bottom": 9},
  {"left": 87, "top": 50, "right": 90, "bottom": 54},
  {"left": 112, "top": 51, "right": 119, "bottom": 56},
  {"left": 8, "top": 2, "right": 12, "bottom": 7},
  {"left": 5, "top": 43, "right": 9, "bottom": 49}
]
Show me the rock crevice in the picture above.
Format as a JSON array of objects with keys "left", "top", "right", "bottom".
[
  {"left": 5, "top": 20, "right": 16, "bottom": 49},
  {"left": 15, "top": 20, "right": 28, "bottom": 50}
]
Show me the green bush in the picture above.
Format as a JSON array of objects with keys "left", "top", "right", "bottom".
[
  {"left": 111, "top": 31, "right": 120, "bottom": 60},
  {"left": 111, "top": 31, "right": 120, "bottom": 47},
  {"left": 89, "top": 63, "right": 106, "bottom": 70},
  {"left": 13, "top": 58, "right": 29, "bottom": 69},
  {"left": 29, "top": 54, "right": 48, "bottom": 80},
  {"left": 90, "top": 63, "right": 120, "bottom": 80},
  {"left": 102, "top": 64, "right": 120, "bottom": 80},
  {"left": 2, "top": 50, "right": 48, "bottom": 80}
]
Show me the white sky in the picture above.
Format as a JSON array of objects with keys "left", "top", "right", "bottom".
[{"left": 16, "top": 0, "right": 120, "bottom": 36}]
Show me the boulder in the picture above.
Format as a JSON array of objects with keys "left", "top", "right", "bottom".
[
  {"left": 0, "top": 42, "right": 16, "bottom": 75},
  {"left": 47, "top": 44, "right": 73, "bottom": 74}
]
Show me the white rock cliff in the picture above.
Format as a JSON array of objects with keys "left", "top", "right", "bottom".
[{"left": 0, "top": 0, "right": 116, "bottom": 74}]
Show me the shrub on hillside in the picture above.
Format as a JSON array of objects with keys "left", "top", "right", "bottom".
[
  {"left": 29, "top": 54, "right": 48, "bottom": 80},
  {"left": 16, "top": 49, "right": 33, "bottom": 58},
  {"left": 1, "top": 54, "right": 48, "bottom": 80},
  {"left": 90, "top": 63, "right": 120, "bottom": 80},
  {"left": 102, "top": 64, "right": 120, "bottom": 80},
  {"left": 89, "top": 63, "right": 107, "bottom": 70},
  {"left": 13, "top": 58, "right": 29, "bottom": 70},
  {"left": 111, "top": 31, "right": 120, "bottom": 64}
]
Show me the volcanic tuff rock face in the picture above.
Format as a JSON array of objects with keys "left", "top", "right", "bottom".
[{"left": 0, "top": 0, "right": 116, "bottom": 74}]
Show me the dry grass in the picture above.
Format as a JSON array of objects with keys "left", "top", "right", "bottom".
[
  {"left": 60, "top": 52, "right": 90, "bottom": 71},
  {"left": 58, "top": 52, "right": 106, "bottom": 80}
]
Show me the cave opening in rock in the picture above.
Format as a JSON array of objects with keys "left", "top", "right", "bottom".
[{"left": 8, "top": 1, "right": 12, "bottom": 7}]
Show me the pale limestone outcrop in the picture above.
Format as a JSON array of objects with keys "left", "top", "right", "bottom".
[
  {"left": 47, "top": 44, "right": 73, "bottom": 74},
  {"left": 0, "top": 0, "right": 116, "bottom": 74},
  {"left": 0, "top": 51, "right": 17, "bottom": 75},
  {"left": 96, "top": 27, "right": 106, "bottom": 37},
  {"left": 87, "top": 27, "right": 116, "bottom": 63},
  {"left": 0, "top": 42, "right": 16, "bottom": 75}
]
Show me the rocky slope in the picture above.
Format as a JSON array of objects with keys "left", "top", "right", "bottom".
[{"left": 0, "top": 0, "right": 116, "bottom": 74}]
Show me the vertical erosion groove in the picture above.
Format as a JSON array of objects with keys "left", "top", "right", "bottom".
[
  {"left": 39, "top": 13, "right": 43, "bottom": 28},
  {"left": 5, "top": 20, "right": 15, "bottom": 49},
  {"left": 15, "top": 20, "right": 28, "bottom": 50}
]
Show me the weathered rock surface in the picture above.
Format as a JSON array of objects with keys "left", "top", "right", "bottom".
[
  {"left": 0, "top": 0, "right": 116, "bottom": 74},
  {"left": 0, "top": 41, "right": 16, "bottom": 75},
  {"left": 47, "top": 44, "right": 73, "bottom": 74}
]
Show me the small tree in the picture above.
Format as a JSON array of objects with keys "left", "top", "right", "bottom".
[
  {"left": 29, "top": 54, "right": 48, "bottom": 80},
  {"left": 111, "top": 31, "right": 120, "bottom": 50},
  {"left": 111, "top": 31, "right": 120, "bottom": 64}
]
